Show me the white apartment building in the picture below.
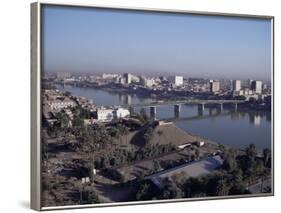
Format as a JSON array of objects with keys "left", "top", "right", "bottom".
[
  {"left": 123, "top": 73, "right": 132, "bottom": 84},
  {"left": 232, "top": 80, "right": 241, "bottom": 91},
  {"left": 251, "top": 80, "right": 263, "bottom": 94},
  {"left": 170, "top": 76, "right": 183, "bottom": 87},
  {"left": 145, "top": 79, "right": 154, "bottom": 87},
  {"left": 210, "top": 80, "right": 220, "bottom": 93},
  {"left": 140, "top": 76, "right": 155, "bottom": 88}
]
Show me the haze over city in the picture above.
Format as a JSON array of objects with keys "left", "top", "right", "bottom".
[{"left": 42, "top": 5, "right": 272, "bottom": 81}]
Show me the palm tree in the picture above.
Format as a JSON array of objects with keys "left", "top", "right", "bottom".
[
  {"left": 263, "top": 148, "right": 271, "bottom": 167},
  {"left": 246, "top": 144, "right": 257, "bottom": 162},
  {"left": 117, "top": 124, "right": 128, "bottom": 146},
  {"left": 195, "top": 148, "right": 200, "bottom": 160},
  {"left": 215, "top": 179, "right": 229, "bottom": 196},
  {"left": 42, "top": 133, "right": 48, "bottom": 162},
  {"left": 56, "top": 111, "right": 70, "bottom": 132},
  {"left": 123, "top": 127, "right": 129, "bottom": 146}
]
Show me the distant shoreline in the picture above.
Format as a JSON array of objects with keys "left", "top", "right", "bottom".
[{"left": 55, "top": 82, "right": 271, "bottom": 112}]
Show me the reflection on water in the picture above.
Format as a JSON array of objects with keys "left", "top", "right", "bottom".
[
  {"left": 118, "top": 94, "right": 132, "bottom": 105},
  {"left": 249, "top": 114, "right": 261, "bottom": 126},
  {"left": 58, "top": 85, "right": 155, "bottom": 106},
  {"left": 58, "top": 85, "right": 272, "bottom": 149}
]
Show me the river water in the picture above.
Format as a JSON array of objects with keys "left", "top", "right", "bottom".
[{"left": 58, "top": 85, "right": 272, "bottom": 150}]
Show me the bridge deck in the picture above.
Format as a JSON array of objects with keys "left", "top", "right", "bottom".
[{"left": 122, "top": 100, "right": 245, "bottom": 108}]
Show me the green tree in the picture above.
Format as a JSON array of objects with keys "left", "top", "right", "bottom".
[
  {"left": 72, "top": 114, "right": 84, "bottom": 128},
  {"left": 140, "top": 108, "right": 148, "bottom": 123},
  {"left": 254, "top": 160, "right": 265, "bottom": 176},
  {"left": 117, "top": 124, "right": 129, "bottom": 146},
  {"left": 195, "top": 148, "right": 200, "bottom": 160},
  {"left": 136, "top": 180, "right": 154, "bottom": 201},
  {"left": 218, "top": 144, "right": 226, "bottom": 153},
  {"left": 152, "top": 160, "right": 160, "bottom": 173},
  {"left": 263, "top": 148, "right": 271, "bottom": 167},
  {"left": 215, "top": 179, "right": 229, "bottom": 196},
  {"left": 160, "top": 179, "right": 184, "bottom": 199},
  {"left": 222, "top": 149, "right": 237, "bottom": 172},
  {"left": 246, "top": 144, "right": 257, "bottom": 162},
  {"left": 232, "top": 168, "right": 243, "bottom": 183},
  {"left": 229, "top": 182, "right": 248, "bottom": 195},
  {"left": 128, "top": 105, "right": 134, "bottom": 116},
  {"left": 56, "top": 111, "right": 70, "bottom": 131},
  {"left": 144, "top": 127, "right": 153, "bottom": 145}
]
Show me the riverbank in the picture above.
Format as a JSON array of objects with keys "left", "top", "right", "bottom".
[{"left": 53, "top": 85, "right": 271, "bottom": 150}]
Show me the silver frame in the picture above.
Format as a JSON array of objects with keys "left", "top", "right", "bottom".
[{"left": 31, "top": 1, "right": 275, "bottom": 211}]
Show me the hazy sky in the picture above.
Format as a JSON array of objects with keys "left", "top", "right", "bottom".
[{"left": 42, "top": 5, "right": 272, "bottom": 81}]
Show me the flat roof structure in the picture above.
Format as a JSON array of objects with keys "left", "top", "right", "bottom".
[{"left": 146, "top": 155, "right": 223, "bottom": 188}]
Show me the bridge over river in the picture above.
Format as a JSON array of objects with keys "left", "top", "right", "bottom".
[
  {"left": 121, "top": 99, "right": 245, "bottom": 108},
  {"left": 161, "top": 110, "right": 232, "bottom": 122},
  {"left": 121, "top": 99, "right": 245, "bottom": 118}
]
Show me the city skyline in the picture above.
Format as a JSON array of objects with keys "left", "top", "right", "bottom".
[{"left": 42, "top": 5, "right": 272, "bottom": 81}]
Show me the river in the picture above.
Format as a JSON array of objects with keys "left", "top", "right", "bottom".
[{"left": 58, "top": 85, "right": 272, "bottom": 150}]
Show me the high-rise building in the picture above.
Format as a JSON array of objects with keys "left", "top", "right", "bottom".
[
  {"left": 229, "top": 80, "right": 233, "bottom": 91},
  {"left": 118, "top": 77, "right": 126, "bottom": 84},
  {"left": 169, "top": 76, "right": 183, "bottom": 87},
  {"left": 262, "top": 84, "right": 267, "bottom": 90},
  {"left": 123, "top": 73, "right": 132, "bottom": 84},
  {"left": 248, "top": 79, "right": 253, "bottom": 87},
  {"left": 251, "top": 80, "right": 262, "bottom": 94},
  {"left": 174, "top": 76, "right": 183, "bottom": 86},
  {"left": 210, "top": 80, "right": 220, "bottom": 93},
  {"left": 232, "top": 80, "right": 241, "bottom": 91},
  {"left": 130, "top": 75, "right": 140, "bottom": 83},
  {"left": 140, "top": 76, "right": 154, "bottom": 88}
]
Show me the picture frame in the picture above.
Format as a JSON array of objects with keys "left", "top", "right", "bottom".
[{"left": 31, "top": 1, "right": 274, "bottom": 211}]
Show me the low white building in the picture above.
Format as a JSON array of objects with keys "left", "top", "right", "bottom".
[
  {"left": 97, "top": 107, "right": 130, "bottom": 122},
  {"left": 102, "top": 73, "right": 118, "bottom": 79},
  {"left": 97, "top": 109, "right": 114, "bottom": 122},
  {"left": 114, "top": 108, "right": 130, "bottom": 119},
  {"left": 233, "top": 90, "right": 244, "bottom": 96}
]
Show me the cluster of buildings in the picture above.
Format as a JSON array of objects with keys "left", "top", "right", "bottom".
[
  {"left": 43, "top": 89, "right": 77, "bottom": 111},
  {"left": 210, "top": 79, "right": 264, "bottom": 95},
  {"left": 43, "top": 89, "right": 131, "bottom": 126},
  {"left": 55, "top": 72, "right": 186, "bottom": 90},
  {"left": 50, "top": 72, "right": 271, "bottom": 103},
  {"left": 116, "top": 73, "right": 184, "bottom": 89},
  {"left": 209, "top": 79, "right": 270, "bottom": 101}
]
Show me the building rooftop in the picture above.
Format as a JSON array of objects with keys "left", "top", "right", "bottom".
[{"left": 146, "top": 155, "right": 223, "bottom": 188}]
